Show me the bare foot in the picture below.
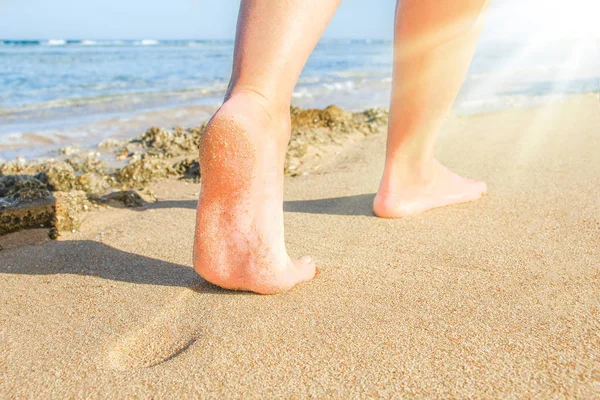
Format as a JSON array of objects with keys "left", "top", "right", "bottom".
[
  {"left": 193, "top": 92, "right": 316, "bottom": 294},
  {"left": 373, "top": 159, "right": 487, "bottom": 218}
]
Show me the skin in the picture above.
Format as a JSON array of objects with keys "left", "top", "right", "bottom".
[
  {"left": 194, "top": 0, "right": 490, "bottom": 294},
  {"left": 374, "top": 0, "right": 489, "bottom": 218}
]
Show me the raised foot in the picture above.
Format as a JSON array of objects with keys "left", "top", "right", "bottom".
[
  {"left": 193, "top": 92, "right": 316, "bottom": 295},
  {"left": 373, "top": 160, "right": 487, "bottom": 218}
]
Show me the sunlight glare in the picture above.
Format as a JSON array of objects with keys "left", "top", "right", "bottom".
[{"left": 532, "top": 0, "right": 600, "bottom": 40}]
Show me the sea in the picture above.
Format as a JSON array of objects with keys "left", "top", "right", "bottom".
[{"left": 1, "top": 38, "right": 599, "bottom": 160}]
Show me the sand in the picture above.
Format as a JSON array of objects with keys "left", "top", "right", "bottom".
[{"left": 1, "top": 94, "right": 599, "bottom": 398}]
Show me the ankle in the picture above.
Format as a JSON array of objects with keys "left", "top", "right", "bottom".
[
  {"left": 222, "top": 88, "right": 291, "bottom": 144},
  {"left": 383, "top": 152, "right": 437, "bottom": 189}
]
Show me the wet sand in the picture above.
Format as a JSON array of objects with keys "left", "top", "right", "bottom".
[
  {"left": 1, "top": 94, "right": 599, "bottom": 398},
  {"left": 0, "top": 104, "right": 216, "bottom": 160}
]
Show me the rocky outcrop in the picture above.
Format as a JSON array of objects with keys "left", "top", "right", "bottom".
[{"left": 0, "top": 105, "right": 388, "bottom": 237}]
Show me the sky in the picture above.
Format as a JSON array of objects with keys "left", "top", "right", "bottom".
[
  {"left": 1, "top": 0, "right": 599, "bottom": 41},
  {"left": 1, "top": 0, "right": 395, "bottom": 40}
]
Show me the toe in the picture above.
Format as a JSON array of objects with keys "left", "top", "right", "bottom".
[
  {"left": 480, "top": 180, "right": 488, "bottom": 195},
  {"left": 299, "top": 255, "right": 312, "bottom": 264},
  {"left": 474, "top": 180, "right": 488, "bottom": 197},
  {"left": 293, "top": 256, "right": 317, "bottom": 283}
]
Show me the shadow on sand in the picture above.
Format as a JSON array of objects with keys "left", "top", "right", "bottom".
[
  {"left": 0, "top": 193, "right": 375, "bottom": 288},
  {"left": 0, "top": 192, "right": 376, "bottom": 369},
  {"left": 0, "top": 239, "right": 232, "bottom": 294},
  {"left": 148, "top": 193, "right": 376, "bottom": 217},
  {"left": 0, "top": 238, "right": 257, "bottom": 370}
]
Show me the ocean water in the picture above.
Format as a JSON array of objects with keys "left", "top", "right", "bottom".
[{"left": 1, "top": 38, "right": 599, "bottom": 159}]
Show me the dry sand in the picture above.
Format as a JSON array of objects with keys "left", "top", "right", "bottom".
[{"left": 1, "top": 94, "right": 599, "bottom": 398}]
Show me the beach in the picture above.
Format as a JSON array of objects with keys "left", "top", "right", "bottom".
[
  {"left": 2, "top": 38, "right": 599, "bottom": 160},
  {"left": 1, "top": 94, "right": 599, "bottom": 397}
]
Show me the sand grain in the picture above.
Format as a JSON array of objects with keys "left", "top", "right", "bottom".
[{"left": 1, "top": 95, "right": 599, "bottom": 398}]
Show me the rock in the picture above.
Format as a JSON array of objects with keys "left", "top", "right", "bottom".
[
  {"left": 0, "top": 106, "right": 388, "bottom": 235},
  {"left": 98, "top": 138, "right": 123, "bottom": 148},
  {"left": 37, "top": 162, "right": 77, "bottom": 192},
  {"left": 0, "top": 156, "right": 36, "bottom": 177},
  {"left": 100, "top": 190, "right": 147, "bottom": 208},
  {"left": 65, "top": 154, "right": 107, "bottom": 174},
  {"left": 362, "top": 108, "right": 388, "bottom": 125},
  {"left": 59, "top": 145, "right": 80, "bottom": 156},
  {"left": 290, "top": 105, "right": 351, "bottom": 131},
  {"left": 133, "top": 125, "right": 203, "bottom": 157},
  {"left": 172, "top": 158, "right": 201, "bottom": 181},
  {"left": 116, "top": 154, "right": 174, "bottom": 186},
  {"left": 0, "top": 175, "right": 54, "bottom": 235},
  {"left": 0, "top": 175, "right": 51, "bottom": 206},
  {"left": 0, "top": 197, "right": 55, "bottom": 236},
  {"left": 76, "top": 172, "right": 110, "bottom": 194},
  {"left": 139, "top": 188, "right": 157, "bottom": 203},
  {"left": 0, "top": 175, "right": 52, "bottom": 236},
  {"left": 51, "top": 191, "right": 91, "bottom": 237},
  {"left": 0, "top": 182, "right": 89, "bottom": 237},
  {"left": 290, "top": 105, "right": 387, "bottom": 136},
  {"left": 284, "top": 105, "right": 388, "bottom": 175}
]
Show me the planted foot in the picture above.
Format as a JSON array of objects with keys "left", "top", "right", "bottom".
[
  {"left": 193, "top": 92, "right": 316, "bottom": 294},
  {"left": 374, "top": 159, "right": 487, "bottom": 218}
]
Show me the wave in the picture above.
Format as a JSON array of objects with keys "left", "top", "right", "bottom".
[
  {"left": 0, "top": 39, "right": 234, "bottom": 48},
  {"left": 0, "top": 83, "right": 229, "bottom": 116},
  {"left": 1, "top": 40, "right": 41, "bottom": 46},
  {"left": 0, "top": 38, "right": 385, "bottom": 48},
  {"left": 323, "top": 81, "right": 355, "bottom": 90},
  {"left": 0, "top": 39, "right": 155, "bottom": 47},
  {"left": 186, "top": 41, "right": 208, "bottom": 47},
  {"left": 45, "top": 39, "right": 67, "bottom": 46}
]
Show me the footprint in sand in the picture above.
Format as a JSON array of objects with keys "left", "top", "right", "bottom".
[
  {"left": 105, "top": 274, "right": 317, "bottom": 370},
  {"left": 106, "top": 284, "right": 218, "bottom": 370}
]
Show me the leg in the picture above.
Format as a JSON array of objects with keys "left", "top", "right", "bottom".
[
  {"left": 193, "top": 0, "right": 341, "bottom": 294},
  {"left": 374, "top": 0, "right": 490, "bottom": 218}
]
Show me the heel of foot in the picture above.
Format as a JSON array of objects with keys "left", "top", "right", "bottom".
[
  {"left": 195, "top": 258, "right": 316, "bottom": 295},
  {"left": 193, "top": 94, "right": 314, "bottom": 295}
]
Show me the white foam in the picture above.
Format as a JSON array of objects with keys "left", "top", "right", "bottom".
[
  {"left": 0, "top": 133, "right": 24, "bottom": 145},
  {"left": 45, "top": 39, "right": 66, "bottom": 46},
  {"left": 81, "top": 40, "right": 97, "bottom": 46},
  {"left": 292, "top": 88, "right": 313, "bottom": 98},
  {"left": 140, "top": 39, "right": 159, "bottom": 46},
  {"left": 297, "top": 76, "right": 321, "bottom": 84},
  {"left": 323, "top": 81, "right": 355, "bottom": 91}
]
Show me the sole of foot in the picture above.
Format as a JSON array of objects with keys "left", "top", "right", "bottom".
[
  {"left": 373, "top": 160, "right": 487, "bottom": 218},
  {"left": 193, "top": 91, "right": 316, "bottom": 295}
]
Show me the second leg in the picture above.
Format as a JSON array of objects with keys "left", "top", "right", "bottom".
[{"left": 374, "top": 0, "right": 490, "bottom": 218}]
